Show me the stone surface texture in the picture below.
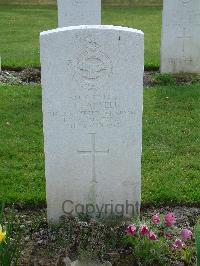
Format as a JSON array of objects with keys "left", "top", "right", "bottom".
[
  {"left": 40, "top": 25, "right": 144, "bottom": 222},
  {"left": 57, "top": 0, "right": 101, "bottom": 27},
  {"left": 161, "top": 0, "right": 200, "bottom": 73}
]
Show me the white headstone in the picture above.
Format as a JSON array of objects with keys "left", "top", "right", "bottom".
[
  {"left": 40, "top": 25, "right": 144, "bottom": 222},
  {"left": 57, "top": 0, "right": 101, "bottom": 28},
  {"left": 161, "top": 0, "right": 200, "bottom": 73}
]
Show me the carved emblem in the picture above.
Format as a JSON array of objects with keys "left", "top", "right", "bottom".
[
  {"left": 73, "top": 0, "right": 88, "bottom": 5},
  {"left": 74, "top": 39, "right": 113, "bottom": 90},
  {"left": 181, "top": 0, "right": 191, "bottom": 3}
]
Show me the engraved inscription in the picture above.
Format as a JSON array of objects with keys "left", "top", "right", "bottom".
[
  {"left": 78, "top": 133, "right": 109, "bottom": 183},
  {"left": 169, "top": 57, "right": 192, "bottom": 64},
  {"left": 62, "top": 37, "right": 133, "bottom": 129},
  {"left": 47, "top": 93, "right": 135, "bottom": 129},
  {"left": 169, "top": 56, "right": 193, "bottom": 72}
]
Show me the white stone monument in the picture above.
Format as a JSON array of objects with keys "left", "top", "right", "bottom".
[
  {"left": 40, "top": 25, "right": 144, "bottom": 222},
  {"left": 57, "top": 0, "right": 101, "bottom": 28},
  {"left": 161, "top": 0, "right": 200, "bottom": 73}
]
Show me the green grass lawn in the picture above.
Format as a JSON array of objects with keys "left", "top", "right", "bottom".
[
  {"left": 0, "top": 4, "right": 161, "bottom": 69},
  {"left": 0, "top": 85, "right": 45, "bottom": 205},
  {"left": 0, "top": 0, "right": 162, "bottom": 5},
  {"left": 0, "top": 84, "right": 199, "bottom": 206}
]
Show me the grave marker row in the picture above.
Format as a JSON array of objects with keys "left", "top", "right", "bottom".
[
  {"left": 40, "top": 0, "right": 200, "bottom": 222},
  {"left": 57, "top": 0, "right": 200, "bottom": 74}
]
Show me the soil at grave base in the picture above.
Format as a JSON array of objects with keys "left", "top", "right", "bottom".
[
  {"left": 0, "top": 68, "right": 41, "bottom": 85},
  {"left": 0, "top": 67, "right": 200, "bottom": 87},
  {"left": 4, "top": 205, "right": 199, "bottom": 266}
]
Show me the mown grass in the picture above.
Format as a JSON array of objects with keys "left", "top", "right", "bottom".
[
  {"left": 103, "top": 0, "right": 162, "bottom": 7},
  {"left": 0, "top": 0, "right": 162, "bottom": 6},
  {"left": 142, "top": 84, "right": 200, "bottom": 204},
  {"left": 0, "top": 85, "right": 45, "bottom": 205},
  {"left": 0, "top": 84, "right": 199, "bottom": 206},
  {"left": 0, "top": 4, "right": 161, "bottom": 69},
  {"left": 0, "top": 4, "right": 57, "bottom": 69}
]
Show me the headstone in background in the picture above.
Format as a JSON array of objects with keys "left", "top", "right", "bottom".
[
  {"left": 40, "top": 25, "right": 144, "bottom": 222},
  {"left": 57, "top": 0, "right": 101, "bottom": 27},
  {"left": 161, "top": 0, "right": 200, "bottom": 73}
]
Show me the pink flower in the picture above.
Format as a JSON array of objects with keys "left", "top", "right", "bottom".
[
  {"left": 170, "top": 239, "right": 184, "bottom": 250},
  {"left": 149, "top": 231, "right": 157, "bottom": 241},
  {"left": 171, "top": 243, "right": 178, "bottom": 251},
  {"left": 165, "top": 232, "right": 173, "bottom": 239},
  {"left": 151, "top": 214, "right": 160, "bottom": 225},
  {"left": 125, "top": 224, "right": 137, "bottom": 236},
  {"left": 164, "top": 213, "right": 176, "bottom": 227},
  {"left": 174, "top": 239, "right": 185, "bottom": 249},
  {"left": 140, "top": 225, "right": 149, "bottom": 236},
  {"left": 181, "top": 229, "right": 192, "bottom": 240}
]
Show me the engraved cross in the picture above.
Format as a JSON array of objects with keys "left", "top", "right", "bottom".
[
  {"left": 78, "top": 133, "right": 109, "bottom": 183},
  {"left": 177, "top": 27, "right": 192, "bottom": 53}
]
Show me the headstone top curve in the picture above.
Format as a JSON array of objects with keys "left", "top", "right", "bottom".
[{"left": 40, "top": 25, "right": 144, "bottom": 37}]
